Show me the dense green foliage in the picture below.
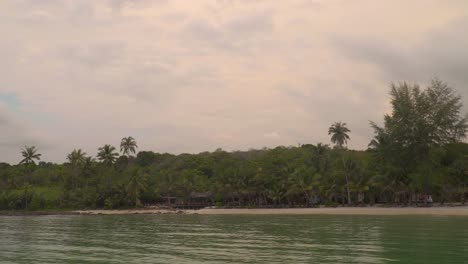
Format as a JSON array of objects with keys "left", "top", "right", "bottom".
[{"left": 0, "top": 79, "right": 467, "bottom": 210}]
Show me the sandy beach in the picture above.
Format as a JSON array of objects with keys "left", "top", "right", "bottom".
[
  {"left": 2, "top": 207, "right": 468, "bottom": 216},
  {"left": 67, "top": 206, "right": 468, "bottom": 216},
  {"left": 73, "top": 209, "right": 185, "bottom": 215}
]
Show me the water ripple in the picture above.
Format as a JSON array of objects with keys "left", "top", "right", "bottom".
[{"left": 0, "top": 215, "right": 467, "bottom": 263}]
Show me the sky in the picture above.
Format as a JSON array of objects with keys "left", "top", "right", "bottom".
[{"left": 1, "top": 0, "right": 468, "bottom": 163}]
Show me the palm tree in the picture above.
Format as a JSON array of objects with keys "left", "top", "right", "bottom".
[
  {"left": 288, "top": 166, "right": 321, "bottom": 207},
  {"left": 328, "top": 122, "right": 351, "bottom": 149},
  {"left": 313, "top": 143, "right": 330, "bottom": 173},
  {"left": 342, "top": 156, "right": 361, "bottom": 205},
  {"left": 97, "top": 145, "right": 119, "bottom": 193},
  {"left": 19, "top": 146, "right": 41, "bottom": 184},
  {"left": 120, "top": 136, "right": 138, "bottom": 157},
  {"left": 66, "top": 149, "right": 87, "bottom": 190},
  {"left": 126, "top": 170, "right": 147, "bottom": 206},
  {"left": 81, "top": 156, "right": 95, "bottom": 189},
  {"left": 22, "top": 183, "right": 33, "bottom": 209},
  {"left": 19, "top": 146, "right": 41, "bottom": 165},
  {"left": 67, "top": 149, "right": 87, "bottom": 166},
  {"left": 97, "top": 145, "right": 119, "bottom": 166}
]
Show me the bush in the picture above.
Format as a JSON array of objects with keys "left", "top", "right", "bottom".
[
  {"left": 104, "top": 198, "right": 114, "bottom": 209},
  {"left": 29, "top": 194, "right": 46, "bottom": 210},
  {"left": 0, "top": 190, "right": 34, "bottom": 210}
]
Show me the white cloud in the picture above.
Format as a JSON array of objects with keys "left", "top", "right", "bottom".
[{"left": 263, "top": 132, "right": 280, "bottom": 139}]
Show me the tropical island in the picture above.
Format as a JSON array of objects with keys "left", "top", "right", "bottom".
[{"left": 1, "top": 79, "right": 467, "bottom": 214}]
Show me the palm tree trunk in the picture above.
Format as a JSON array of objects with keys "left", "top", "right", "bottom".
[
  {"left": 72, "top": 168, "right": 76, "bottom": 191},
  {"left": 341, "top": 157, "right": 351, "bottom": 205},
  {"left": 462, "top": 184, "right": 466, "bottom": 205},
  {"left": 135, "top": 193, "right": 140, "bottom": 207},
  {"left": 24, "top": 163, "right": 31, "bottom": 185},
  {"left": 345, "top": 174, "right": 351, "bottom": 205},
  {"left": 303, "top": 191, "right": 310, "bottom": 207}
]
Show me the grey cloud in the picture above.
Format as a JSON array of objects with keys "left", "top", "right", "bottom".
[
  {"left": 107, "top": 55, "right": 224, "bottom": 105},
  {"left": 18, "top": 0, "right": 63, "bottom": 6},
  {"left": 0, "top": 109, "right": 41, "bottom": 163},
  {"left": 13, "top": 0, "right": 65, "bottom": 13},
  {"left": 10, "top": 0, "right": 147, "bottom": 27},
  {"left": 183, "top": 9, "right": 274, "bottom": 53},
  {"left": 333, "top": 37, "right": 410, "bottom": 78},
  {"left": 224, "top": 11, "right": 273, "bottom": 36},
  {"left": 333, "top": 16, "right": 468, "bottom": 105},
  {"left": 0, "top": 112, "right": 9, "bottom": 126},
  {"left": 281, "top": 78, "right": 388, "bottom": 147},
  {"left": 2, "top": 0, "right": 467, "bottom": 162},
  {"left": 107, "top": 0, "right": 166, "bottom": 11},
  {"left": 56, "top": 42, "right": 126, "bottom": 68},
  {"left": 185, "top": 20, "right": 221, "bottom": 41},
  {"left": 160, "top": 12, "right": 188, "bottom": 23},
  {"left": 108, "top": 0, "right": 137, "bottom": 10}
]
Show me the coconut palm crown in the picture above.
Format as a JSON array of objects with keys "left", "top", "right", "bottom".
[
  {"left": 67, "top": 149, "right": 87, "bottom": 166},
  {"left": 120, "top": 136, "right": 138, "bottom": 156},
  {"left": 97, "top": 144, "right": 119, "bottom": 165},
  {"left": 328, "top": 122, "right": 351, "bottom": 149},
  {"left": 19, "top": 146, "right": 41, "bottom": 165}
]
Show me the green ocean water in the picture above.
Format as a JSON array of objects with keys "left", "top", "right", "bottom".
[{"left": 0, "top": 214, "right": 467, "bottom": 263}]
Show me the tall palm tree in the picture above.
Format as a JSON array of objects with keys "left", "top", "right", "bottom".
[
  {"left": 97, "top": 145, "right": 119, "bottom": 166},
  {"left": 126, "top": 170, "right": 147, "bottom": 206},
  {"left": 97, "top": 145, "right": 119, "bottom": 193},
  {"left": 81, "top": 156, "right": 95, "bottom": 189},
  {"left": 328, "top": 122, "right": 351, "bottom": 149},
  {"left": 22, "top": 183, "right": 33, "bottom": 209},
  {"left": 19, "top": 146, "right": 41, "bottom": 184},
  {"left": 66, "top": 149, "right": 87, "bottom": 190},
  {"left": 67, "top": 149, "right": 87, "bottom": 166},
  {"left": 288, "top": 166, "right": 321, "bottom": 207},
  {"left": 342, "top": 156, "right": 359, "bottom": 205},
  {"left": 313, "top": 143, "right": 330, "bottom": 173},
  {"left": 19, "top": 146, "right": 41, "bottom": 165},
  {"left": 120, "top": 136, "right": 138, "bottom": 157}
]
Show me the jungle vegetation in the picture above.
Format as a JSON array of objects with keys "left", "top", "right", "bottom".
[{"left": 0, "top": 79, "right": 467, "bottom": 210}]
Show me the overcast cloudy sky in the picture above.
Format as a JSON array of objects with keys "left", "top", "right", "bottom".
[{"left": 1, "top": 0, "right": 467, "bottom": 163}]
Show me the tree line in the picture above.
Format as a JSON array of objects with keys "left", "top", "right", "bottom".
[{"left": 0, "top": 79, "right": 467, "bottom": 210}]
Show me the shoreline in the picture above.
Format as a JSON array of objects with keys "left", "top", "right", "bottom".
[
  {"left": 191, "top": 207, "right": 468, "bottom": 216},
  {"left": 2, "top": 206, "right": 468, "bottom": 216}
]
